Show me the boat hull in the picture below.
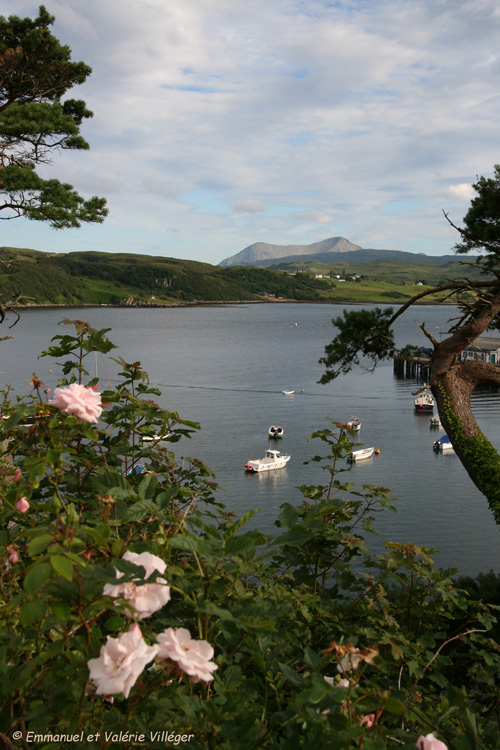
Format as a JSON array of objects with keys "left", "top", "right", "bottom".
[
  {"left": 348, "top": 447, "right": 375, "bottom": 462},
  {"left": 245, "top": 454, "right": 290, "bottom": 472}
]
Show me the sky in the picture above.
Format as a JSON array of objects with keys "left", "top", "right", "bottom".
[{"left": 1, "top": 0, "right": 500, "bottom": 265}]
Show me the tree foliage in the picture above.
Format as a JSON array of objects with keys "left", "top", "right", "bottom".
[
  {"left": 1, "top": 322, "right": 499, "bottom": 749},
  {"left": 0, "top": 6, "right": 107, "bottom": 228},
  {"left": 320, "top": 164, "right": 500, "bottom": 523}
]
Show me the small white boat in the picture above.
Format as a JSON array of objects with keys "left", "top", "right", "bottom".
[
  {"left": 414, "top": 386, "right": 435, "bottom": 413},
  {"left": 346, "top": 416, "right": 361, "bottom": 432},
  {"left": 430, "top": 415, "right": 442, "bottom": 428},
  {"left": 141, "top": 432, "right": 172, "bottom": 444},
  {"left": 245, "top": 449, "right": 290, "bottom": 472},
  {"left": 282, "top": 390, "right": 295, "bottom": 395},
  {"left": 433, "top": 435, "right": 455, "bottom": 453},
  {"left": 268, "top": 425, "right": 284, "bottom": 438},
  {"left": 347, "top": 446, "right": 375, "bottom": 462}
]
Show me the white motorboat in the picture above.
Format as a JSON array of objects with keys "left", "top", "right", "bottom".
[
  {"left": 433, "top": 435, "right": 455, "bottom": 453},
  {"left": 347, "top": 446, "right": 375, "bottom": 462},
  {"left": 245, "top": 449, "right": 290, "bottom": 472},
  {"left": 141, "top": 432, "right": 172, "bottom": 444},
  {"left": 268, "top": 425, "right": 284, "bottom": 438},
  {"left": 430, "top": 415, "right": 442, "bottom": 428},
  {"left": 346, "top": 416, "right": 361, "bottom": 432},
  {"left": 414, "top": 386, "right": 435, "bottom": 412},
  {"left": 282, "top": 390, "right": 295, "bottom": 395}
]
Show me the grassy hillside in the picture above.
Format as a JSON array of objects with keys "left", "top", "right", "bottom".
[
  {"left": 0, "top": 246, "right": 481, "bottom": 306},
  {"left": 0, "top": 248, "right": 330, "bottom": 305}
]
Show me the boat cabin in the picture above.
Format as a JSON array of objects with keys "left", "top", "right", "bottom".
[{"left": 266, "top": 450, "right": 281, "bottom": 459}]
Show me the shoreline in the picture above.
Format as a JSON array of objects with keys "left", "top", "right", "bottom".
[{"left": 11, "top": 297, "right": 454, "bottom": 311}]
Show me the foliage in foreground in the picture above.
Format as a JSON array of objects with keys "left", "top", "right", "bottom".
[{"left": 0, "top": 321, "right": 499, "bottom": 750}]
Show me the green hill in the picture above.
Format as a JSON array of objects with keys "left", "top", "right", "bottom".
[
  {"left": 0, "top": 247, "right": 330, "bottom": 305},
  {"left": 0, "top": 246, "right": 482, "bottom": 306}
]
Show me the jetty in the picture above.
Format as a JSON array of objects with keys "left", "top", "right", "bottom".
[{"left": 393, "top": 355, "right": 431, "bottom": 380}]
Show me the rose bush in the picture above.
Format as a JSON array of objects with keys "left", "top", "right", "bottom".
[{"left": 0, "top": 320, "right": 499, "bottom": 749}]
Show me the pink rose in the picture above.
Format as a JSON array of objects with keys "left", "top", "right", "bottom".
[
  {"left": 87, "top": 630, "right": 158, "bottom": 698},
  {"left": 14, "top": 471, "right": 21, "bottom": 482},
  {"left": 361, "top": 713, "right": 375, "bottom": 728},
  {"left": 50, "top": 383, "right": 103, "bottom": 423},
  {"left": 156, "top": 627, "right": 218, "bottom": 683},
  {"left": 417, "top": 734, "right": 448, "bottom": 750},
  {"left": 7, "top": 548, "right": 19, "bottom": 564},
  {"left": 103, "top": 551, "right": 171, "bottom": 620},
  {"left": 16, "top": 497, "right": 29, "bottom": 513},
  {"left": 128, "top": 623, "right": 143, "bottom": 639}
]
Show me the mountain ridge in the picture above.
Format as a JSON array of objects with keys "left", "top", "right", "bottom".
[
  {"left": 219, "top": 236, "right": 362, "bottom": 266},
  {"left": 219, "top": 237, "right": 459, "bottom": 267}
]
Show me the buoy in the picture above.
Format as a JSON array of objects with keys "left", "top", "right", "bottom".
[
  {"left": 375, "top": 449, "right": 380, "bottom": 455},
  {"left": 49, "top": 369, "right": 52, "bottom": 373},
  {"left": 294, "top": 322, "right": 298, "bottom": 326}
]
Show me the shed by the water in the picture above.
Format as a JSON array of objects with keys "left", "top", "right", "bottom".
[{"left": 460, "top": 336, "right": 500, "bottom": 364}]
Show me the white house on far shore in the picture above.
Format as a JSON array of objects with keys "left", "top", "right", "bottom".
[{"left": 460, "top": 336, "right": 500, "bottom": 364}]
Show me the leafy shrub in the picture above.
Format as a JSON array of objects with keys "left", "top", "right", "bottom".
[{"left": 0, "top": 321, "right": 499, "bottom": 749}]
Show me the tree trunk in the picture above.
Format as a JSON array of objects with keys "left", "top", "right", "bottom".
[{"left": 429, "top": 294, "right": 500, "bottom": 522}]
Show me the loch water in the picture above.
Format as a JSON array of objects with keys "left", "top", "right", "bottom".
[{"left": 2, "top": 302, "right": 500, "bottom": 577}]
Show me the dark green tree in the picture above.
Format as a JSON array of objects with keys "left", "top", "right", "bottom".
[
  {"left": 320, "top": 164, "right": 500, "bottom": 523},
  {"left": 0, "top": 5, "right": 107, "bottom": 228}
]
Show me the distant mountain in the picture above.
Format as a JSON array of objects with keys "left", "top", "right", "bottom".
[
  {"left": 256, "top": 248, "right": 462, "bottom": 267},
  {"left": 219, "top": 237, "right": 462, "bottom": 267},
  {"left": 218, "top": 236, "right": 362, "bottom": 267}
]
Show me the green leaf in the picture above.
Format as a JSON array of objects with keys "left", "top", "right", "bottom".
[
  {"left": 50, "top": 555, "right": 74, "bottom": 581},
  {"left": 20, "top": 599, "right": 45, "bottom": 627},
  {"left": 224, "top": 509, "right": 261, "bottom": 540},
  {"left": 122, "top": 498, "right": 158, "bottom": 523},
  {"left": 51, "top": 601, "right": 71, "bottom": 621},
  {"left": 28, "top": 533, "right": 54, "bottom": 557},
  {"left": 304, "top": 647, "right": 321, "bottom": 670},
  {"left": 384, "top": 696, "right": 407, "bottom": 716},
  {"left": 23, "top": 562, "right": 51, "bottom": 594}
]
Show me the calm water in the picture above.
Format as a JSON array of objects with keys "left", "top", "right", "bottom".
[{"left": 2, "top": 303, "right": 500, "bottom": 577}]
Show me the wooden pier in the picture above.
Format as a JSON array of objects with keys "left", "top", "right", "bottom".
[{"left": 393, "top": 355, "right": 431, "bottom": 380}]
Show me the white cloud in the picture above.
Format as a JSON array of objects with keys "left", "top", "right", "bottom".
[{"left": 445, "top": 183, "right": 476, "bottom": 201}]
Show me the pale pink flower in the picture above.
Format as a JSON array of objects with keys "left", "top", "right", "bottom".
[
  {"left": 50, "top": 383, "right": 103, "bottom": 423},
  {"left": 128, "top": 623, "right": 143, "bottom": 639},
  {"left": 156, "top": 627, "right": 218, "bottom": 683},
  {"left": 416, "top": 734, "right": 448, "bottom": 750},
  {"left": 7, "top": 548, "right": 19, "bottom": 564},
  {"left": 16, "top": 497, "right": 29, "bottom": 513},
  {"left": 103, "top": 551, "right": 170, "bottom": 620},
  {"left": 337, "top": 651, "right": 362, "bottom": 672},
  {"left": 324, "top": 675, "right": 350, "bottom": 688},
  {"left": 361, "top": 713, "right": 375, "bottom": 728},
  {"left": 87, "top": 630, "right": 158, "bottom": 698}
]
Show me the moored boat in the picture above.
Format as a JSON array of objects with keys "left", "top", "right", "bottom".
[
  {"left": 282, "top": 390, "right": 294, "bottom": 395},
  {"left": 413, "top": 386, "right": 435, "bottom": 412},
  {"left": 245, "top": 449, "right": 290, "bottom": 472},
  {"left": 430, "top": 415, "right": 442, "bottom": 428},
  {"left": 141, "top": 432, "right": 172, "bottom": 444},
  {"left": 346, "top": 416, "right": 361, "bottom": 432},
  {"left": 347, "top": 446, "right": 375, "bottom": 462},
  {"left": 433, "top": 435, "right": 455, "bottom": 453},
  {"left": 268, "top": 425, "right": 284, "bottom": 438}
]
